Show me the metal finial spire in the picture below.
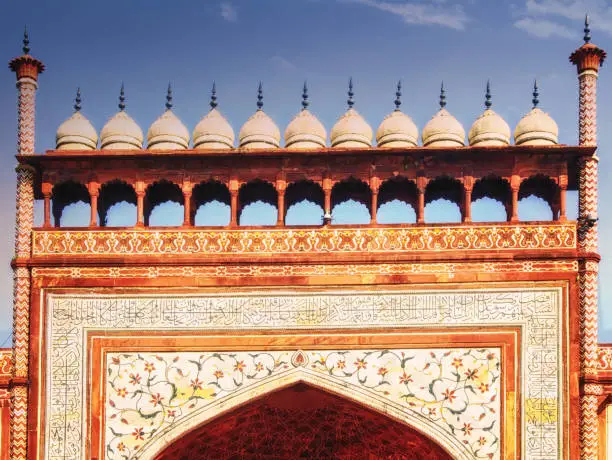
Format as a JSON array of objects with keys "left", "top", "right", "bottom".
[
  {"left": 532, "top": 79, "right": 539, "bottom": 108},
  {"left": 302, "top": 81, "right": 309, "bottom": 110},
  {"left": 347, "top": 77, "right": 354, "bottom": 109},
  {"left": 257, "top": 82, "right": 263, "bottom": 110},
  {"left": 485, "top": 80, "right": 492, "bottom": 109},
  {"left": 394, "top": 80, "right": 402, "bottom": 111},
  {"left": 118, "top": 83, "right": 126, "bottom": 111},
  {"left": 439, "top": 82, "right": 446, "bottom": 109},
  {"left": 165, "top": 83, "right": 173, "bottom": 110},
  {"left": 210, "top": 81, "right": 218, "bottom": 109},
  {"left": 74, "top": 88, "right": 82, "bottom": 112},
  {"left": 584, "top": 14, "right": 591, "bottom": 43},
  {"left": 22, "top": 26, "right": 30, "bottom": 54}
]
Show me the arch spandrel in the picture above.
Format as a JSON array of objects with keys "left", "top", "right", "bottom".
[{"left": 107, "top": 348, "right": 498, "bottom": 460}]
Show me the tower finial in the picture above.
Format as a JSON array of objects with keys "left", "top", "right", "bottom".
[
  {"left": 584, "top": 14, "right": 591, "bottom": 43},
  {"left": 119, "top": 83, "right": 126, "bottom": 111},
  {"left": 394, "top": 80, "right": 402, "bottom": 111},
  {"left": 257, "top": 82, "right": 263, "bottom": 110},
  {"left": 302, "top": 81, "right": 309, "bottom": 110},
  {"left": 165, "top": 83, "right": 173, "bottom": 110},
  {"left": 347, "top": 77, "right": 354, "bottom": 109},
  {"left": 485, "top": 80, "right": 492, "bottom": 109},
  {"left": 74, "top": 87, "right": 82, "bottom": 112},
  {"left": 439, "top": 81, "right": 446, "bottom": 109},
  {"left": 532, "top": 79, "right": 539, "bottom": 108},
  {"left": 23, "top": 26, "right": 30, "bottom": 54},
  {"left": 210, "top": 81, "right": 218, "bottom": 109}
]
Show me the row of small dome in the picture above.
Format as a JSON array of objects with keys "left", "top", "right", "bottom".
[{"left": 56, "top": 80, "right": 559, "bottom": 151}]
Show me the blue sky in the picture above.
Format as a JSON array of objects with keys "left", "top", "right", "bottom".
[{"left": 0, "top": 0, "right": 611, "bottom": 343}]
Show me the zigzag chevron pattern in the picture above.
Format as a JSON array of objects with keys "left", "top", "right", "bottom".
[
  {"left": 10, "top": 385, "right": 28, "bottom": 460},
  {"left": 16, "top": 80, "right": 36, "bottom": 156},
  {"left": 579, "top": 74, "right": 597, "bottom": 146},
  {"left": 579, "top": 158, "right": 598, "bottom": 252},
  {"left": 9, "top": 82, "right": 36, "bottom": 460}
]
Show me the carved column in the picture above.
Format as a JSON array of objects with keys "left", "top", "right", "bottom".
[
  {"left": 370, "top": 176, "right": 379, "bottom": 224},
  {"left": 510, "top": 175, "right": 520, "bottom": 222},
  {"left": 42, "top": 182, "right": 52, "bottom": 228},
  {"left": 323, "top": 176, "right": 332, "bottom": 224},
  {"left": 88, "top": 182, "right": 99, "bottom": 227},
  {"left": 558, "top": 175, "right": 568, "bottom": 222},
  {"left": 276, "top": 177, "right": 286, "bottom": 226},
  {"left": 416, "top": 176, "right": 426, "bottom": 224},
  {"left": 570, "top": 28, "right": 606, "bottom": 460},
  {"left": 462, "top": 176, "right": 473, "bottom": 223},
  {"left": 182, "top": 181, "right": 193, "bottom": 227},
  {"left": 8, "top": 35, "right": 44, "bottom": 460},
  {"left": 135, "top": 181, "right": 145, "bottom": 228},
  {"left": 229, "top": 178, "right": 239, "bottom": 227}
]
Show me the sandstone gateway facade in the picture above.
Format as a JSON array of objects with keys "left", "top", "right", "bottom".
[{"left": 0, "top": 20, "right": 611, "bottom": 460}]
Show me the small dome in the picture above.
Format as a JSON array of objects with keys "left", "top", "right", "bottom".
[
  {"left": 376, "top": 81, "right": 418, "bottom": 148},
  {"left": 514, "top": 82, "right": 558, "bottom": 146},
  {"left": 56, "top": 89, "right": 98, "bottom": 150},
  {"left": 468, "top": 82, "right": 510, "bottom": 146},
  {"left": 193, "top": 84, "right": 235, "bottom": 149},
  {"left": 285, "top": 83, "right": 326, "bottom": 149},
  {"left": 147, "top": 85, "right": 189, "bottom": 150},
  {"left": 238, "top": 83, "right": 280, "bottom": 149},
  {"left": 422, "top": 84, "right": 465, "bottom": 147},
  {"left": 100, "top": 85, "right": 143, "bottom": 150},
  {"left": 330, "top": 79, "right": 372, "bottom": 148}
]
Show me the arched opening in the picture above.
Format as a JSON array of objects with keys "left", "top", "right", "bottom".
[
  {"left": 193, "top": 180, "right": 231, "bottom": 227},
  {"left": 472, "top": 176, "right": 511, "bottom": 223},
  {"left": 144, "top": 180, "right": 184, "bottom": 227},
  {"left": 425, "top": 176, "right": 462, "bottom": 223},
  {"left": 98, "top": 180, "right": 137, "bottom": 227},
  {"left": 518, "top": 175, "right": 558, "bottom": 221},
  {"left": 285, "top": 180, "right": 325, "bottom": 226},
  {"left": 154, "top": 383, "right": 453, "bottom": 460},
  {"left": 377, "top": 176, "right": 417, "bottom": 224},
  {"left": 331, "top": 178, "right": 371, "bottom": 225},
  {"left": 239, "top": 179, "right": 278, "bottom": 226},
  {"left": 52, "top": 181, "right": 90, "bottom": 227}
]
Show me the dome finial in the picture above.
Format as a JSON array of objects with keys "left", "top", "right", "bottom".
[
  {"left": 532, "top": 79, "right": 539, "bottom": 108},
  {"left": 165, "top": 83, "right": 173, "bottom": 110},
  {"left": 302, "top": 81, "right": 309, "bottom": 110},
  {"left": 118, "top": 83, "right": 126, "bottom": 111},
  {"left": 74, "top": 87, "right": 82, "bottom": 112},
  {"left": 439, "top": 81, "right": 446, "bottom": 109},
  {"left": 485, "top": 80, "right": 492, "bottom": 109},
  {"left": 257, "top": 82, "right": 264, "bottom": 110},
  {"left": 22, "top": 26, "right": 30, "bottom": 54},
  {"left": 210, "top": 81, "right": 218, "bottom": 109},
  {"left": 394, "top": 80, "right": 402, "bottom": 111},
  {"left": 584, "top": 14, "right": 591, "bottom": 43},
  {"left": 347, "top": 77, "right": 354, "bottom": 109}
]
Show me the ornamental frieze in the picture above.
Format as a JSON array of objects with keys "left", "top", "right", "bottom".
[{"left": 32, "top": 223, "right": 576, "bottom": 257}]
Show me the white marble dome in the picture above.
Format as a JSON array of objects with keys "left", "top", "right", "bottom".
[
  {"left": 193, "top": 108, "right": 235, "bottom": 149},
  {"left": 331, "top": 80, "right": 372, "bottom": 148},
  {"left": 285, "top": 85, "right": 326, "bottom": 149},
  {"left": 56, "top": 90, "right": 97, "bottom": 150},
  {"left": 100, "top": 86, "right": 144, "bottom": 150},
  {"left": 376, "top": 83, "right": 418, "bottom": 148},
  {"left": 422, "top": 84, "right": 465, "bottom": 147},
  {"left": 468, "top": 83, "right": 511, "bottom": 146},
  {"left": 147, "top": 86, "right": 190, "bottom": 150},
  {"left": 239, "top": 84, "right": 280, "bottom": 149},
  {"left": 514, "top": 83, "right": 558, "bottom": 146}
]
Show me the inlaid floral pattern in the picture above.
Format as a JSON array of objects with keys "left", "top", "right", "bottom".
[{"left": 106, "top": 347, "right": 500, "bottom": 459}]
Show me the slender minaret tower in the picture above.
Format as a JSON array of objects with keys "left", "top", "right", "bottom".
[
  {"left": 570, "top": 16, "right": 606, "bottom": 460},
  {"left": 8, "top": 28, "right": 44, "bottom": 460}
]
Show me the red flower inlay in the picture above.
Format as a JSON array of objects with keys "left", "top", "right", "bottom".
[{"left": 132, "top": 427, "right": 145, "bottom": 441}]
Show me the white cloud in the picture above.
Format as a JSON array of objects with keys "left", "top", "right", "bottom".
[
  {"left": 514, "top": 17, "right": 578, "bottom": 38},
  {"left": 343, "top": 0, "right": 470, "bottom": 30},
  {"left": 270, "top": 56, "right": 297, "bottom": 72},
  {"left": 516, "top": 0, "right": 612, "bottom": 37},
  {"left": 220, "top": 2, "right": 238, "bottom": 22}
]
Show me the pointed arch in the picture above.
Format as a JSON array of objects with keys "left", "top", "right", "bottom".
[{"left": 138, "top": 369, "right": 472, "bottom": 460}]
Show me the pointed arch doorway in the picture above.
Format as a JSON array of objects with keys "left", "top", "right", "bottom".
[{"left": 154, "top": 382, "right": 453, "bottom": 459}]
